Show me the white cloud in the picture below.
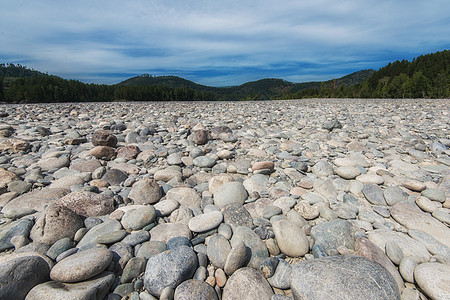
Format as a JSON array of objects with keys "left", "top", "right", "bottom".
[{"left": 1, "top": 0, "right": 449, "bottom": 85}]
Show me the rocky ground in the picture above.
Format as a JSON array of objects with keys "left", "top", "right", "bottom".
[{"left": 0, "top": 99, "right": 449, "bottom": 300}]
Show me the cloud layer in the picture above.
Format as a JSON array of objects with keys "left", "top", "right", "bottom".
[{"left": 1, "top": 0, "right": 449, "bottom": 86}]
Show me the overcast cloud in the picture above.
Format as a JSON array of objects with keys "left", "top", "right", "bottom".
[{"left": 1, "top": 0, "right": 449, "bottom": 86}]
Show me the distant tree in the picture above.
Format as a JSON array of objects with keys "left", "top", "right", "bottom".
[{"left": 0, "top": 76, "right": 3, "bottom": 101}]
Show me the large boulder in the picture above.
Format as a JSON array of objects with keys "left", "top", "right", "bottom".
[
  {"left": 290, "top": 256, "right": 400, "bottom": 300},
  {"left": 0, "top": 252, "right": 52, "bottom": 300}
]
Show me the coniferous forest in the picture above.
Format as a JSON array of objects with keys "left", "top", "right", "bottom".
[{"left": 0, "top": 50, "right": 449, "bottom": 103}]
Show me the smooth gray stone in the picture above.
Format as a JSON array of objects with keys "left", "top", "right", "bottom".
[
  {"left": 310, "top": 219, "right": 355, "bottom": 255},
  {"left": 77, "top": 219, "right": 123, "bottom": 248},
  {"left": 213, "top": 182, "right": 248, "bottom": 208},
  {"left": 144, "top": 245, "right": 198, "bottom": 297},
  {"left": 383, "top": 186, "right": 407, "bottom": 206},
  {"left": 421, "top": 188, "right": 446, "bottom": 203},
  {"left": 0, "top": 218, "right": 34, "bottom": 251},
  {"left": 136, "top": 241, "right": 167, "bottom": 259},
  {"left": 207, "top": 234, "right": 231, "bottom": 269},
  {"left": 0, "top": 252, "right": 51, "bottom": 300},
  {"left": 363, "top": 184, "right": 387, "bottom": 205},
  {"left": 408, "top": 229, "right": 450, "bottom": 263},
  {"left": 230, "top": 226, "right": 269, "bottom": 269},
  {"left": 259, "top": 257, "right": 279, "bottom": 278},
  {"left": 46, "top": 237, "right": 73, "bottom": 260},
  {"left": 193, "top": 156, "right": 216, "bottom": 168},
  {"left": 399, "top": 257, "right": 416, "bottom": 283},
  {"left": 267, "top": 259, "right": 291, "bottom": 290},
  {"left": 50, "top": 248, "right": 113, "bottom": 283},
  {"left": 167, "top": 236, "right": 191, "bottom": 250},
  {"left": 224, "top": 241, "right": 248, "bottom": 275},
  {"left": 222, "top": 267, "right": 274, "bottom": 300},
  {"left": 414, "top": 262, "right": 450, "bottom": 300},
  {"left": 26, "top": 272, "right": 115, "bottom": 300},
  {"left": 174, "top": 279, "right": 218, "bottom": 300},
  {"left": 113, "top": 283, "right": 135, "bottom": 297},
  {"left": 121, "top": 230, "right": 150, "bottom": 246},
  {"left": 290, "top": 256, "right": 400, "bottom": 300}
]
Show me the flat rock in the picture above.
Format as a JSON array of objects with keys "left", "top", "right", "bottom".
[
  {"left": 56, "top": 191, "right": 115, "bottom": 217},
  {"left": 50, "top": 248, "right": 113, "bottom": 283},
  {"left": 77, "top": 219, "right": 123, "bottom": 248},
  {"left": 334, "top": 166, "right": 361, "bottom": 179},
  {"left": 0, "top": 218, "right": 34, "bottom": 251},
  {"left": 356, "top": 173, "right": 384, "bottom": 185},
  {"left": 144, "top": 245, "right": 198, "bottom": 297},
  {"left": 26, "top": 272, "right": 115, "bottom": 300},
  {"left": 368, "top": 229, "right": 431, "bottom": 264},
  {"left": 383, "top": 186, "right": 407, "bottom": 206},
  {"left": 2, "top": 188, "right": 69, "bottom": 214},
  {"left": 207, "top": 234, "right": 231, "bottom": 269},
  {"left": 290, "top": 255, "right": 400, "bottom": 300},
  {"left": 69, "top": 159, "right": 102, "bottom": 172},
  {"left": 391, "top": 202, "right": 450, "bottom": 249},
  {"left": 188, "top": 211, "right": 223, "bottom": 232},
  {"left": 362, "top": 184, "right": 387, "bottom": 205},
  {"left": 414, "top": 262, "right": 450, "bottom": 300},
  {"left": 224, "top": 241, "right": 248, "bottom": 275},
  {"left": 243, "top": 174, "right": 268, "bottom": 194},
  {"left": 222, "top": 267, "right": 274, "bottom": 300},
  {"left": 37, "top": 156, "right": 70, "bottom": 172},
  {"left": 150, "top": 223, "right": 192, "bottom": 243}
]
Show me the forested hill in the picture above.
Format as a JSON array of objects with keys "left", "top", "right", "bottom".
[
  {"left": 1, "top": 49, "right": 449, "bottom": 103},
  {"left": 278, "top": 50, "right": 450, "bottom": 99}
]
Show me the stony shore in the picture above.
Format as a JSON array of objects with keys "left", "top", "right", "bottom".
[{"left": 0, "top": 99, "right": 449, "bottom": 300}]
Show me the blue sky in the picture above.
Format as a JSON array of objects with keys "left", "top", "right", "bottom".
[{"left": 1, "top": 0, "right": 449, "bottom": 86}]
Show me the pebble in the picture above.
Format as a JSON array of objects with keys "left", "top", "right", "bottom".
[
  {"left": 0, "top": 100, "right": 448, "bottom": 299},
  {"left": 222, "top": 267, "right": 274, "bottom": 300}
]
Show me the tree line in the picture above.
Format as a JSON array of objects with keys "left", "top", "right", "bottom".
[
  {"left": 1, "top": 50, "right": 449, "bottom": 103},
  {"left": 277, "top": 50, "right": 450, "bottom": 99}
]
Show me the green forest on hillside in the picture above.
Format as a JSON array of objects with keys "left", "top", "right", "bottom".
[{"left": 1, "top": 50, "right": 449, "bottom": 103}]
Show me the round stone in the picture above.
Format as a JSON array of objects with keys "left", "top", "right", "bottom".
[
  {"left": 144, "top": 246, "right": 198, "bottom": 297},
  {"left": 414, "top": 262, "right": 450, "bottom": 300},
  {"left": 207, "top": 234, "right": 231, "bottom": 269},
  {"left": 222, "top": 267, "right": 274, "bottom": 300},
  {"left": 50, "top": 248, "right": 113, "bottom": 283},
  {"left": 188, "top": 211, "right": 223, "bottom": 233},
  {"left": 174, "top": 279, "right": 218, "bottom": 300},
  {"left": 193, "top": 156, "right": 216, "bottom": 168},
  {"left": 213, "top": 181, "right": 248, "bottom": 208},
  {"left": 334, "top": 166, "right": 361, "bottom": 179},
  {"left": 121, "top": 205, "right": 156, "bottom": 231},
  {"left": 272, "top": 219, "right": 309, "bottom": 257},
  {"left": 127, "top": 179, "right": 162, "bottom": 205}
]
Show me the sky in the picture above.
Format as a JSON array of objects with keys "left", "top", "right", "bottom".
[{"left": 1, "top": 1, "right": 449, "bottom": 86}]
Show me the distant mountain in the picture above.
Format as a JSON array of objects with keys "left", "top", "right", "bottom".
[
  {"left": 117, "top": 69, "right": 374, "bottom": 100},
  {"left": 1, "top": 49, "right": 448, "bottom": 102}
]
